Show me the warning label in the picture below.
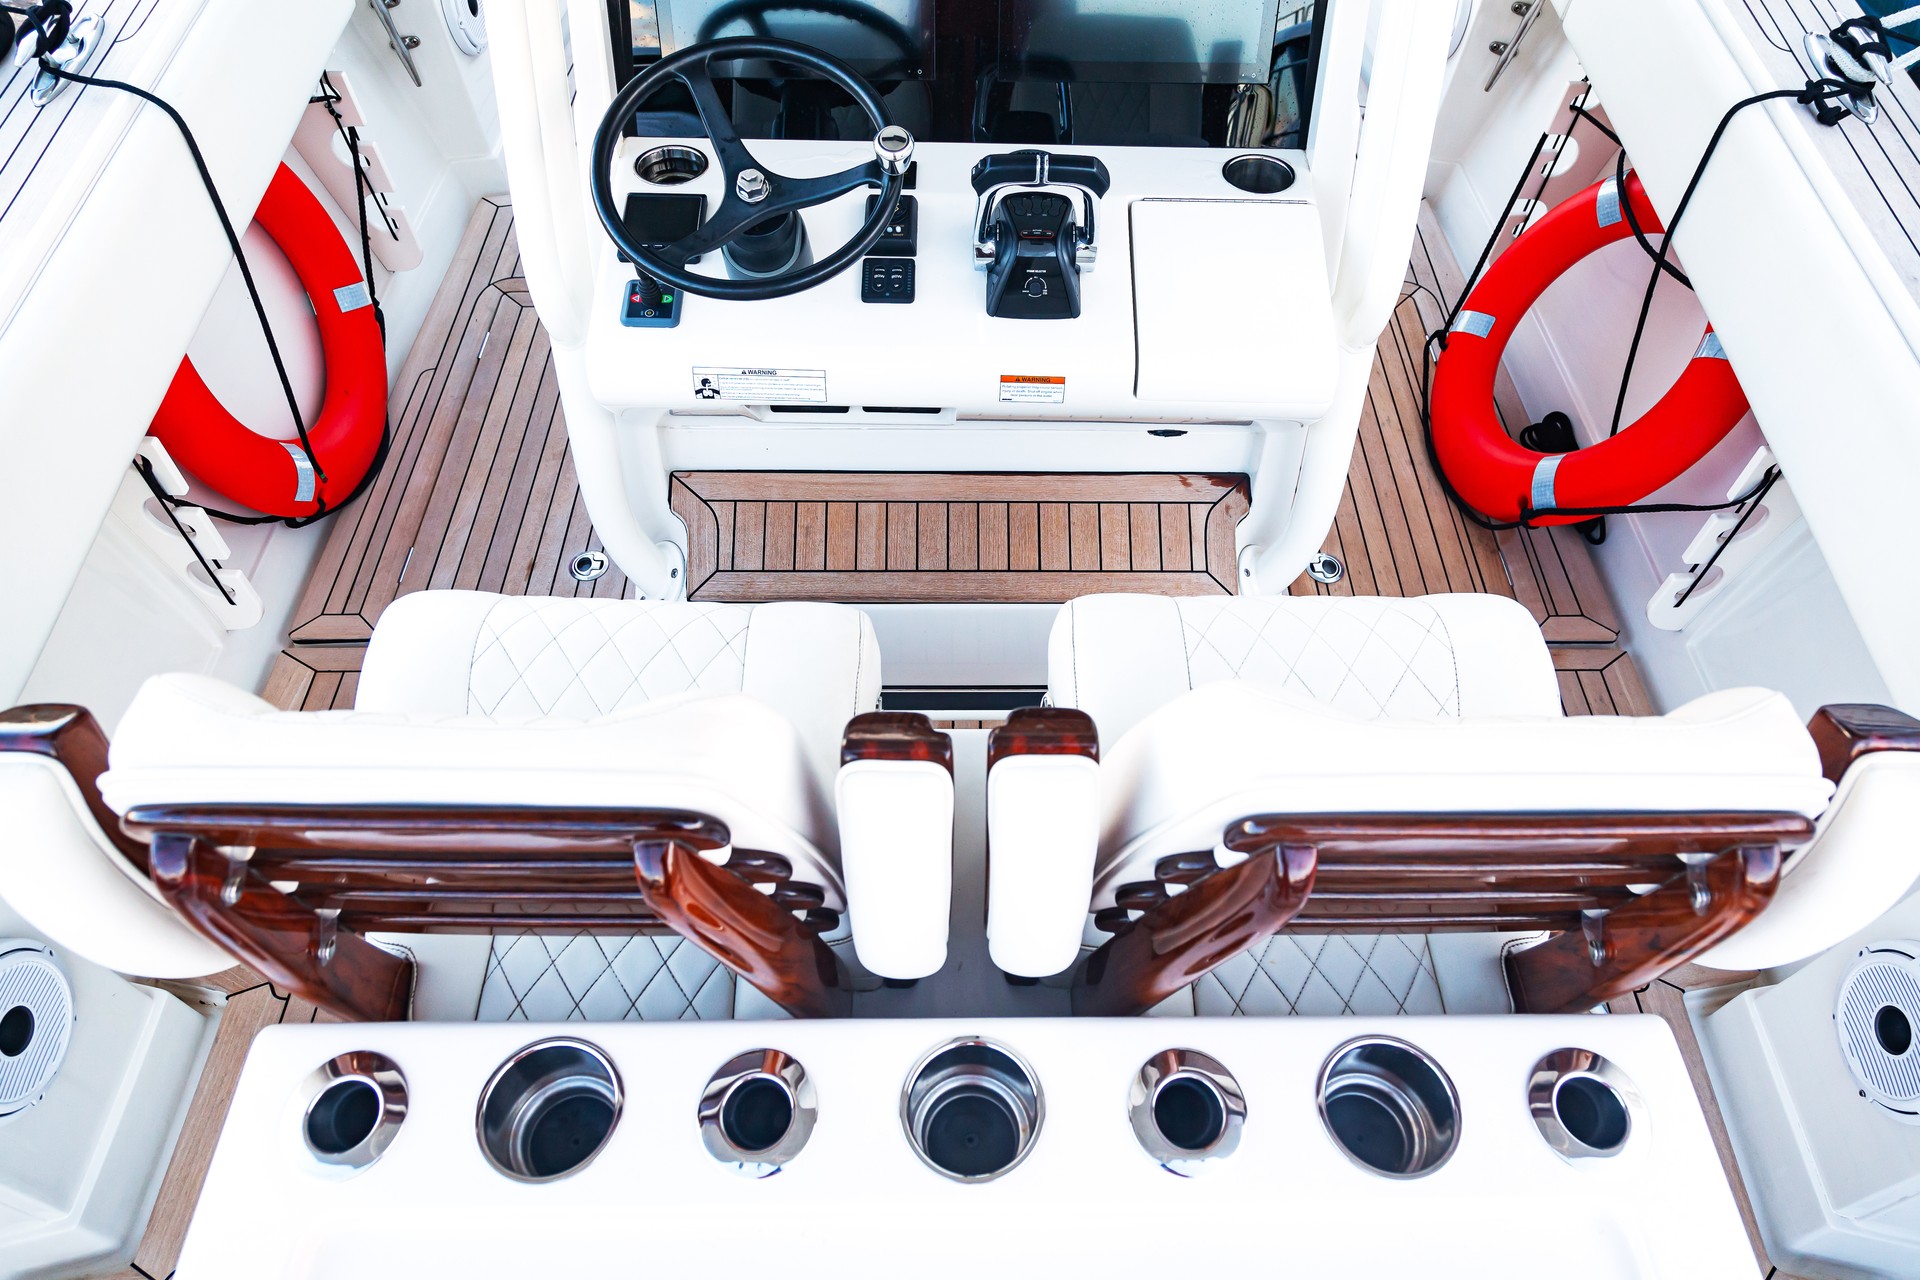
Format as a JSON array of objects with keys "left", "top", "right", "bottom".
[
  {"left": 691, "top": 367, "right": 828, "bottom": 403},
  {"left": 998, "top": 374, "right": 1066, "bottom": 404}
]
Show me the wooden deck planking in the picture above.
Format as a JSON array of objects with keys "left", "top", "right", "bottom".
[
  {"left": 286, "top": 202, "right": 629, "bottom": 653},
  {"left": 1289, "top": 205, "right": 1624, "bottom": 650},
  {"left": 672, "top": 472, "right": 1249, "bottom": 603}
]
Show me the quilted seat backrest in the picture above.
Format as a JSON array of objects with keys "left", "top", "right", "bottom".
[
  {"left": 358, "top": 592, "right": 882, "bottom": 801},
  {"left": 1047, "top": 593, "right": 1563, "bottom": 747}
]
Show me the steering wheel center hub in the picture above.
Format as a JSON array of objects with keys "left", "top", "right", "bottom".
[{"left": 735, "top": 169, "right": 771, "bottom": 204}]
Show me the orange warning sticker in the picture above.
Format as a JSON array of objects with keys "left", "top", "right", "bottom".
[{"left": 998, "top": 374, "right": 1066, "bottom": 404}]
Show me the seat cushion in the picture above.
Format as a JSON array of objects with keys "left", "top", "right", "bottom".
[
  {"left": 103, "top": 673, "right": 844, "bottom": 905},
  {"left": 1090, "top": 683, "right": 1832, "bottom": 909},
  {"left": 357, "top": 592, "right": 880, "bottom": 800},
  {"left": 1048, "top": 593, "right": 1561, "bottom": 745}
]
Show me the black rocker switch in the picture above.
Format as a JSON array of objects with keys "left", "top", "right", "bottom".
[
  {"left": 864, "top": 193, "right": 917, "bottom": 256},
  {"left": 862, "top": 257, "right": 915, "bottom": 303}
]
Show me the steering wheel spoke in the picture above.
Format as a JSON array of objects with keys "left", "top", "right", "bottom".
[
  {"left": 677, "top": 60, "right": 759, "bottom": 180},
  {"left": 765, "top": 160, "right": 887, "bottom": 213},
  {"left": 654, "top": 195, "right": 766, "bottom": 269}
]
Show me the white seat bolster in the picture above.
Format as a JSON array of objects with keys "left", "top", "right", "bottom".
[
  {"left": 356, "top": 588, "right": 503, "bottom": 713},
  {"left": 1045, "top": 595, "right": 1193, "bottom": 745},
  {"left": 1423, "top": 593, "right": 1562, "bottom": 717},
  {"left": 744, "top": 602, "right": 884, "bottom": 799},
  {"left": 1694, "top": 752, "right": 1920, "bottom": 972},
  {"left": 0, "top": 755, "right": 232, "bottom": 978},
  {"left": 834, "top": 758, "right": 952, "bottom": 980},
  {"left": 986, "top": 753, "right": 1102, "bottom": 978}
]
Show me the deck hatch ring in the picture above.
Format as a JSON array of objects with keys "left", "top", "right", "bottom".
[
  {"left": 1307, "top": 551, "right": 1345, "bottom": 584},
  {"left": 570, "top": 550, "right": 610, "bottom": 582}
]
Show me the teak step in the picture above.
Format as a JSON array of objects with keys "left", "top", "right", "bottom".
[{"left": 671, "top": 471, "right": 1249, "bottom": 603}]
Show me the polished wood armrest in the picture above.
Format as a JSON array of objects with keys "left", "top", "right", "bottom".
[
  {"left": 840, "top": 712, "right": 954, "bottom": 774},
  {"left": 986, "top": 707, "right": 1098, "bottom": 771},
  {"left": 0, "top": 704, "right": 149, "bottom": 874},
  {"left": 1809, "top": 704, "right": 1920, "bottom": 785}
]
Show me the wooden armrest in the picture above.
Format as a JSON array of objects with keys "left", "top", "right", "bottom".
[
  {"left": 986, "top": 707, "right": 1098, "bottom": 771},
  {"left": 840, "top": 712, "right": 953, "bottom": 775},
  {"left": 1808, "top": 704, "right": 1920, "bottom": 785},
  {"left": 0, "top": 704, "right": 150, "bottom": 874}
]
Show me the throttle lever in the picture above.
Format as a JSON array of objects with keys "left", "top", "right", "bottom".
[{"left": 970, "top": 149, "right": 1111, "bottom": 197}]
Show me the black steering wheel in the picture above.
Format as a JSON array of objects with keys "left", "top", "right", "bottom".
[
  {"left": 694, "top": 0, "right": 923, "bottom": 88},
  {"left": 590, "top": 37, "right": 913, "bottom": 301}
]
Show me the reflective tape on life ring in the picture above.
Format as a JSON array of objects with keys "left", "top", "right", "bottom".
[{"left": 1428, "top": 170, "right": 1751, "bottom": 525}]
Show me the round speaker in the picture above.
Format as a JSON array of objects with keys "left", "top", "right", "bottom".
[
  {"left": 0, "top": 940, "right": 74, "bottom": 1124},
  {"left": 1835, "top": 940, "right": 1920, "bottom": 1124}
]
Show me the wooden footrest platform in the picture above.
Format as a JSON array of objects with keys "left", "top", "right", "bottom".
[{"left": 670, "top": 472, "right": 1250, "bottom": 603}]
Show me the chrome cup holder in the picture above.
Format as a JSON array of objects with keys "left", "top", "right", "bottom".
[
  {"left": 1128, "top": 1048, "right": 1246, "bottom": 1176},
  {"left": 476, "top": 1038, "right": 622, "bottom": 1183},
  {"left": 635, "top": 144, "right": 709, "bottom": 185},
  {"left": 901, "top": 1037, "right": 1043, "bottom": 1183},
  {"left": 1222, "top": 154, "right": 1296, "bottom": 194},
  {"left": 300, "top": 1051, "right": 408, "bottom": 1173},
  {"left": 1527, "top": 1048, "right": 1641, "bottom": 1162},
  {"left": 1318, "top": 1036, "right": 1460, "bottom": 1178},
  {"left": 699, "top": 1049, "right": 818, "bottom": 1178}
]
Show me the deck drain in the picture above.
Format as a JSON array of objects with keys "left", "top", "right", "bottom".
[{"left": 569, "top": 550, "right": 609, "bottom": 582}]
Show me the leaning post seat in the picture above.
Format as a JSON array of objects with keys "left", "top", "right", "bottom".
[
  {"left": 990, "top": 592, "right": 1916, "bottom": 1016},
  {"left": 9, "top": 592, "right": 948, "bottom": 1020},
  {"left": 353, "top": 592, "right": 954, "bottom": 984}
]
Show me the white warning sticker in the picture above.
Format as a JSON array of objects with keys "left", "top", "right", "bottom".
[
  {"left": 691, "top": 367, "right": 828, "bottom": 403},
  {"left": 998, "top": 374, "right": 1066, "bottom": 404}
]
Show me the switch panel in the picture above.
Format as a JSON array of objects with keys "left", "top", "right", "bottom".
[
  {"left": 864, "top": 193, "right": 917, "bottom": 257},
  {"left": 861, "top": 257, "right": 915, "bottom": 304}
]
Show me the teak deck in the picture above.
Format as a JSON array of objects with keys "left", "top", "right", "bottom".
[
  {"left": 265, "top": 198, "right": 1646, "bottom": 718},
  {"left": 671, "top": 471, "right": 1248, "bottom": 602}
]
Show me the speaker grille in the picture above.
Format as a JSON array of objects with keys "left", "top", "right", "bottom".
[
  {"left": 1836, "top": 941, "right": 1920, "bottom": 1123},
  {"left": 0, "top": 942, "right": 74, "bottom": 1121}
]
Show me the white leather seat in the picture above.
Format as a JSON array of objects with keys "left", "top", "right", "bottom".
[
  {"left": 31, "top": 591, "right": 950, "bottom": 1015},
  {"left": 990, "top": 592, "right": 1563, "bottom": 981},
  {"left": 352, "top": 592, "right": 949, "bottom": 986},
  {"left": 989, "top": 592, "right": 1880, "bottom": 1013}
]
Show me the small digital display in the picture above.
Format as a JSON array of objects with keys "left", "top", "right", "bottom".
[
  {"left": 655, "top": 0, "right": 934, "bottom": 80},
  {"left": 998, "top": 0, "right": 1282, "bottom": 85},
  {"left": 620, "top": 193, "right": 707, "bottom": 262}
]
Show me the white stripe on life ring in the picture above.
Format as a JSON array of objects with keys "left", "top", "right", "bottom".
[
  {"left": 1596, "top": 175, "right": 1623, "bottom": 228},
  {"left": 1451, "top": 310, "right": 1496, "bottom": 338},
  {"left": 282, "top": 441, "right": 317, "bottom": 503},
  {"left": 1529, "top": 453, "right": 1563, "bottom": 512}
]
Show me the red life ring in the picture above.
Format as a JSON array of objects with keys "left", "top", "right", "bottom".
[
  {"left": 1429, "top": 170, "right": 1750, "bottom": 525},
  {"left": 149, "top": 163, "right": 386, "bottom": 519}
]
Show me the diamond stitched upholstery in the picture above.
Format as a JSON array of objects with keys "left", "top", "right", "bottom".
[
  {"left": 1174, "top": 596, "right": 1462, "bottom": 719},
  {"left": 465, "top": 598, "right": 754, "bottom": 718}
]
